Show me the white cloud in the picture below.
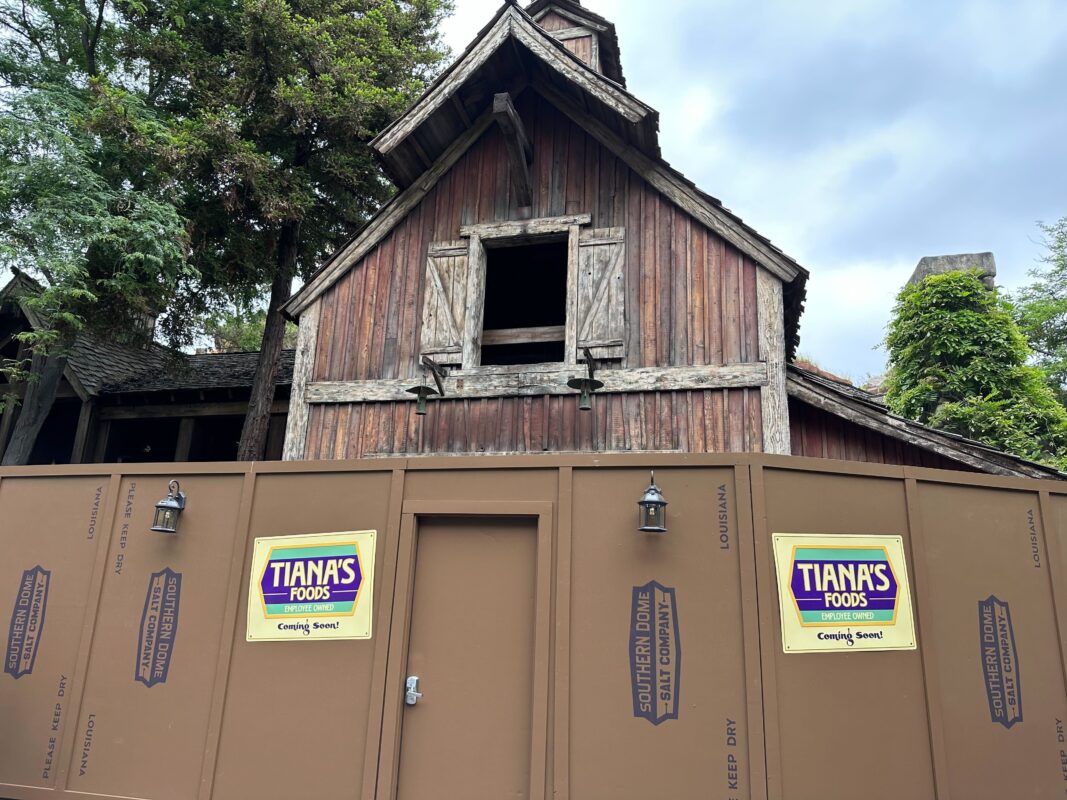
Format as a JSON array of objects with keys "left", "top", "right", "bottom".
[{"left": 438, "top": 0, "right": 1067, "bottom": 376}]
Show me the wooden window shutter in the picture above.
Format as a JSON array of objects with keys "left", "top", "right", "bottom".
[
  {"left": 419, "top": 241, "right": 469, "bottom": 365},
  {"left": 576, "top": 227, "right": 625, "bottom": 360}
]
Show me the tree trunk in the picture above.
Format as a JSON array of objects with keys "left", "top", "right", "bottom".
[
  {"left": 1, "top": 351, "right": 69, "bottom": 466},
  {"left": 237, "top": 223, "right": 298, "bottom": 461}
]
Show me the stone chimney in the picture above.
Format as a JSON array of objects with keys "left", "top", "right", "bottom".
[{"left": 908, "top": 252, "right": 997, "bottom": 289}]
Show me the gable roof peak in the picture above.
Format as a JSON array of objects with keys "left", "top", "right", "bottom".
[{"left": 369, "top": 2, "right": 654, "bottom": 189}]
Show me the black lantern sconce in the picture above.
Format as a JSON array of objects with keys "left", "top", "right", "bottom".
[
  {"left": 151, "top": 480, "right": 186, "bottom": 534},
  {"left": 567, "top": 347, "right": 604, "bottom": 412},
  {"left": 637, "top": 471, "right": 668, "bottom": 533},
  {"left": 407, "top": 356, "right": 448, "bottom": 416},
  {"left": 406, "top": 384, "right": 440, "bottom": 415}
]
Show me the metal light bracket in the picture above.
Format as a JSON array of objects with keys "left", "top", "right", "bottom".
[{"left": 567, "top": 347, "right": 604, "bottom": 411}]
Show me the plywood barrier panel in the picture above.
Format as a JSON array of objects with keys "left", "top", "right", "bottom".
[
  {"left": 402, "top": 467, "right": 559, "bottom": 504},
  {"left": 569, "top": 467, "right": 751, "bottom": 799},
  {"left": 758, "top": 469, "right": 936, "bottom": 799},
  {"left": 0, "top": 476, "right": 111, "bottom": 794},
  {"left": 64, "top": 474, "right": 246, "bottom": 800},
  {"left": 212, "top": 470, "right": 395, "bottom": 800},
  {"left": 912, "top": 482, "right": 1067, "bottom": 799}
]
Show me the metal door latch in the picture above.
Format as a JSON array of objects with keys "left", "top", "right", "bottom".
[{"left": 405, "top": 676, "right": 423, "bottom": 705}]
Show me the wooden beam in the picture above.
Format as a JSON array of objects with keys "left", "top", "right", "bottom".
[
  {"left": 564, "top": 224, "right": 580, "bottom": 365},
  {"left": 493, "top": 93, "right": 532, "bottom": 163},
  {"left": 307, "top": 363, "right": 768, "bottom": 404},
  {"left": 2, "top": 382, "right": 81, "bottom": 400},
  {"left": 174, "top": 417, "right": 195, "bottom": 462},
  {"left": 99, "top": 399, "right": 289, "bottom": 421},
  {"left": 533, "top": 79, "right": 805, "bottom": 283},
  {"left": 70, "top": 400, "right": 97, "bottom": 464},
  {"left": 451, "top": 94, "right": 472, "bottom": 127},
  {"left": 62, "top": 365, "right": 89, "bottom": 402},
  {"left": 408, "top": 136, "right": 435, "bottom": 173},
  {"left": 493, "top": 92, "right": 534, "bottom": 207},
  {"left": 0, "top": 395, "right": 17, "bottom": 461},
  {"left": 91, "top": 419, "right": 110, "bottom": 463},
  {"left": 549, "top": 26, "right": 595, "bottom": 42},
  {"left": 462, "top": 236, "right": 488, "bottom": 369},
  {"left": 531, "top": 5, "right": 610, "bottom": 33},
  {"left": 482, "top": 325, "right": 565, "bottom": 346},
  {"left": 757, "top": 268, "right": 790, "bottom": 455},
  {"left": 283, "top": 301, "right": 320, "bottom": 461},
  {"left": 460, "top": 214, "right": 591, "bottom": 240}
]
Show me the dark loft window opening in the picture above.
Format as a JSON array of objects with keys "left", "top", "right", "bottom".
[{"left": 481, "top": 239, "right": 567, "bottom": 365}]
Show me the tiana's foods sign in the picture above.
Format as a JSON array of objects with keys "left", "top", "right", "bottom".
[
  {"left": 772, "top": 534, "right": 916, "bottom": 653},
  {"left": 247, "top": 531, "right": 375, "bottom": 642}
]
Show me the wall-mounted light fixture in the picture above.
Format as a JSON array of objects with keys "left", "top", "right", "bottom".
[
  {"left": 406, "top": 384, "right": 440, "bottom": 415},
  {"left": 408, "top": 356, "right": 448, "bottom": 416},
  {"left": 151, "top": 480, "right": 186, "bottom": 534},
  {"left": 637, "top": 471, "right": 668, "bottom": 533},
  {"left": 567, "top": 347, "right": 604, "bottom": 412}
]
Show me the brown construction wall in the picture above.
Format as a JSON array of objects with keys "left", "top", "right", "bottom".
[{"left": 2, "top": 454, "right": 1063, "bottom": 800}]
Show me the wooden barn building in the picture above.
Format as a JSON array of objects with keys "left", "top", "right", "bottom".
[{"left": 277, "top": 0, "right": 1062, "bottom": 481}]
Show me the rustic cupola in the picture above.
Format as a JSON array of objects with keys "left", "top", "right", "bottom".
[{"left": 526, "top": 0, "right": 626, "bottom": 85}]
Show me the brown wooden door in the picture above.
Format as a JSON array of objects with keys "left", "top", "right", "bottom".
[{"left": 394, "top": 516, "right": 538, "bottom": 800}]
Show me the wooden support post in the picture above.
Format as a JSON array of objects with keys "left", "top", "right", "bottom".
[
  {"left": 175, "top": 417, "right": 195, "bottom": 462},
  {"left": 70, "top": 399, "right": 97, "bottom": 464},
  {"left": 757, "top": 268, "right": 790, "bottom": 455},
  {"left": 0, "top": 399, "right": 16, "bottom": 461},
  {"left": 0, "top": 341, "right": 25, "bottom": 460},
  {"left": 92, "top": 419, "right": 111, "bottom": 463},
  {"left": 492, "top": 92, "right": 534, "bottom": 211},
  {"left": 462, "top": 236, "right": 488, "bottom": 370},
  {"left": 282, "top": 301, "right": 321, "bottom": 461}
]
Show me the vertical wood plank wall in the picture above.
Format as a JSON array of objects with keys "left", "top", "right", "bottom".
[
  {"left": 788, "top": 398, "right": 977, "bottom": 471},
  {"left": 304, "top": 92, "right": 767, "bottom": 459},
  {"left": 536, "top": 12, "right": 572, "bottom": 32},
  {"left": 305, "top": 389, "right": 764, "bottom": 459}
]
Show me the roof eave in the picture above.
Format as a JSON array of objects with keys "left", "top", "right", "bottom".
[
  {"left": 370, "top": 3, "right": 654, "bottom": 177},
  {"left": 787, "top": 365, "right": 1067, "bottom": 480}
]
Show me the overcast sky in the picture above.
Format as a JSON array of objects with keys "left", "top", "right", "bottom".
[{"left": 444, "top": 0, "right": 1067, "bottom": 380}]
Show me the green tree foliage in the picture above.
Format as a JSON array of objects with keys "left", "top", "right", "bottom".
[
  {"left": 1, "top": 0, "right": 452, "bottom": 463},
  {"left": 885, "top": 269, "right": 1067, "bottom": 468},
  {"left": 1013, "top": 218, "right": 1067, "bottom": 404},
  {"left": 202, "top": 306, "right": 298, "bottom": 352},
  {"left": 0, "top": 0, "right": 194, "bottom": 463},
  {"left": 120, "top": 0, "right": 453, "bottom": 459}
]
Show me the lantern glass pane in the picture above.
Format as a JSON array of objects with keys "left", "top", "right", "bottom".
[{"left": 153, "top": 506, "right": 175, "bottom": 532}]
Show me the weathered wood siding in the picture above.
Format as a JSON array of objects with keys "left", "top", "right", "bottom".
[
  {"left": 304, "top": 91, "right": 767, "bottom": 458},
  {"left": 562, "top": 36, "right": 593, "bottom": 67},
  {"left": 537, "top": 11, "right": 573, "bottom": 32},
  {"left": 788, "top": 398, "right": 977, "bottom": 471},
  {"left": 306, "top": 388, "right": 763, "bottom": 458}
]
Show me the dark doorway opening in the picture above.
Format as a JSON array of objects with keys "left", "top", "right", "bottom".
[{"left": 481, "top": 239, "right": 567, "bottom": 366}]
